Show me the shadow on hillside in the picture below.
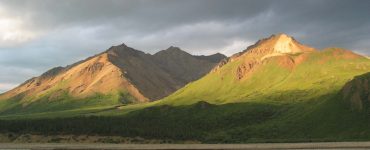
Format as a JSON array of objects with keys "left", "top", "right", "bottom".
[
  {"left": 0, "top": 100, "right": 285, "bottom": 142},
  {"left": 0, "top": 90, "right": 369, "bottom": 143}
]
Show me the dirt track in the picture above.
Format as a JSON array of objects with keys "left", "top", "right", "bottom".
[{"left": 1, "top": 142, "right": 370, "bottom": 149}]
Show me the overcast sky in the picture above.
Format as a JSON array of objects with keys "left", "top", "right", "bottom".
[{"left": 0, "top": 0, "right": 369, "bottom": 93}]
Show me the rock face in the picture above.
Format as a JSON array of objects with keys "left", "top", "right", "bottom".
[
  {"left": 341, "top": 73, "right": 370, "bottom": 112},
  {"left": 272, "top": 34, "right": 314, "bottom": 54},
  {"left": 215, "top": 33, "right": 317, "bottom": 80},
  {"left": 0, "top": 44, "right": 225, "bottom": 102},
  {"left": 239, "top": 33, "right": 315, "bottom": 60}
]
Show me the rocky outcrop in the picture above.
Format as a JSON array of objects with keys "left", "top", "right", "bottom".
[
  {"left": 214, "top": 34, "right": 316, "bottom": 80},
  {"left": 236, "top": 60, "right": 259, "bottom": 80}
]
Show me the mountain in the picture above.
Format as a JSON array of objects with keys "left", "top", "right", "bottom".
[
  {"left": 119, "top": 33, "right": 369, "bottom": 142},
  {"left": 159, "top": 33, "right": 369, "bottom": 105},
  {"left": 195, "top": 53, "right": 227, "bottom": 63},
  {"left": 153, "top": 46, "right": 225, "bottom": 84},
  {"left": 0, "top": 44, "right": 225, "bottom": 114},
  {"left": 0, "top": 34, "right": 369, "bottom": 143}
]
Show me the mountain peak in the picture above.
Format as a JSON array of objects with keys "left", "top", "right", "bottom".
[
  {"left": 275, "top": 33, "right": 294, "bottom": 42},
  {"left": 272, "top": 33, "right": 301, "bottom": 53},
  {"left": 227, "top": 33, "right": 317, "bottom": 66},
  {"left": 249, "top": 33, "right": 315, "bottom": 55},
  {"left": 165, "top": 46, "right": 183, "bottom": 52},
  {"left": 274, "top": 33, "right": 291, "bottom": 38},
  {"left": 105, "top": 43, "right": 146, "bottom": 57},
  {"left": 118, "top": 42, "right": 128, "bottom": 47},
  {"left": 154, "top": 46, "right": 190, "bottom": 56}
]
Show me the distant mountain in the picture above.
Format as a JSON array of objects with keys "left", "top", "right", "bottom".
[
  {"left": 0, "top": 44, "right": 225, "bottom": 113},
  {"left": 195, "top": 53, "right": 227, "bottom": 63},
  {"left": 153, "top": 46, "right": 225, "bottom": 84}
]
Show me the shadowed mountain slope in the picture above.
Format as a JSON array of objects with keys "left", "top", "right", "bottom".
[{"left": 341, "top": 72, "right": 370, "bottom": 112}]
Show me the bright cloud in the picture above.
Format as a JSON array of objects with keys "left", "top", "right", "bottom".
[{"left": 0, "top": 6, "right": 39, "bottom": 47}]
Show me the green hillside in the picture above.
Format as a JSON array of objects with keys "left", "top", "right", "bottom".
[
  {"left": 158, "top": 48, "right": 369, "bottom": 106},
  {"left": 0, "top": 79, "right": 135, "bottom": 116}
]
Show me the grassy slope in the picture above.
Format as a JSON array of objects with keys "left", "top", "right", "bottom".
[
  {"left": 96, "top": 48, "right": 370, "bottom": 142},
  {"left": 151, "top": 49, "right": 370, "bottom": 142},
  {"left": 0, "top": 78, "right": 137, "bottom": 118},
  {"left": 158, "top": 48, "right": 369, "bottom": 106},
  {"left": 0, "top": 48, "right": 369, "bottom": 143}
]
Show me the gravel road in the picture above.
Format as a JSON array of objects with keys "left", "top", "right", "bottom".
[{"left": 1, "top": 142, "right": 370, "bottom": 150}]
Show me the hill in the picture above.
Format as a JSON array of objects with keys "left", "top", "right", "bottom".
[
  {"left": 341, "top": 72, "right": 370, "bottom": 112},
  {"left": 158, "top": 34, "right": 368, "bottom": 105},
  {"left": 0, "top": 44, "right": 225, "bottom": 114}
]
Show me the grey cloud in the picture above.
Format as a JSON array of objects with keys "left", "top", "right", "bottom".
[{"left": 0, "top": 0, "right": 369, "bottom": 93}]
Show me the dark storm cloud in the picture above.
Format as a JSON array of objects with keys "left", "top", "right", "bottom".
[{"left": 0, "top": 0, "right": 369, "bottom": 92}]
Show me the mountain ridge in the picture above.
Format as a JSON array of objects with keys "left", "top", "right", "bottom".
[
  {"left": 0, "top": 44, "right": 226, "bottom": 110},
  {"left": 159, "top": 34, "right": 369, "bottom": 106}
]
